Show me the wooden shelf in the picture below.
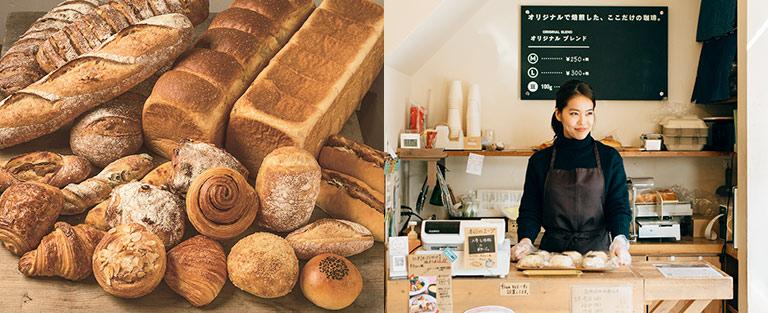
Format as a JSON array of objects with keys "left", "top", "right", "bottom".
[{"left": 398, "top": 149, "right": 733, "bottom": 158}]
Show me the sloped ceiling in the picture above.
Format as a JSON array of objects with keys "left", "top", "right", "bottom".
[{"left": 385, "top": 0, "right": 489, "bottom": 76}]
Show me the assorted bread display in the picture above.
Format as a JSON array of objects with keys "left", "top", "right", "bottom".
[
  {"left": 0, "top": 0, "right": 384, "bottom": 310},
  {"left": 516, "top": 250, "right": 614, "bottom": 270}
]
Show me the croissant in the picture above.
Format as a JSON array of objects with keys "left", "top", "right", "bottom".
[
  {"left": 18, "top": 222, "right": 105, "bottom": 280},
  {"left": 165, "top": 235, "right": 227, "bottom": 307},
  {"left": 186, "top": 167, "right": 258, "bottom": 240},
  {"left": 92, "top": 223, "right": 166, "bottom": 298},
  {"left": 84, "top": 201, "right": 110, "bottom": 231},
  {"left": 61, "top": 154, "right": 153, "bottom": 215},
  {"left": 0, "top": 182, "right": 63, "bottom": 256},
  {"left": 0, "top": 151, "right": 92, "bottom": 192},
  {"left": 140, "top": 161, "right": 174, "bottom": 188}
]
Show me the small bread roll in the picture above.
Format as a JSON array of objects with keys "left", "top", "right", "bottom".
[
  {"left": 518, "top": 254, "right": 545, "bottom": 268},
  {"left": 165, "top": 235, "right": 227, "bottom": 307},
  {"left": 549, "top": 254, "right": 576, "bottom": 268},
  {"left": 585, "top": 251, "right": 609, "bottom": 259},
  {"left": 92, "top": 223, "right": 166, "bottom": 298},
  {"left": 562, "top": 251, "right": 583, "bottom": 266},
  {"left": 228, "top": 232, "right": 299, "bottom": 298},
  {"left": 104, "top": 182, "right": 186, "bottom": 248},
  {"left": 70, "top": 97, "right": 144, "bottom": 168},
  {"left": 256, "top": 147, "right": 321, "bottom": 232},
  {"left": 300, "top": 253, "right": 363, "bottom": 310}
]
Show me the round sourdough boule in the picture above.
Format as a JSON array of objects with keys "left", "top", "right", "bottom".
[
  {"left": 70, "top": 96, "right": 144, "bottom": 168},
  {"left": 300, "top": 253, "right": 363, "bottom": 310},
  {"left": 227, "top": 232, "right": 299, "bottom": 298},
  {"left": 255, "top": 146, "right": 321, "bottom": 232}
]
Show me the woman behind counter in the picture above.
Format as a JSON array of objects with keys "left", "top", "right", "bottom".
[{"left": 511, "top": 80, "right": 632, "bottom": 266}]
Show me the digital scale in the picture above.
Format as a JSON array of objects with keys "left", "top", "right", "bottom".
[{"left": 418, "top": 219, "right": 510, "bottom": 277}]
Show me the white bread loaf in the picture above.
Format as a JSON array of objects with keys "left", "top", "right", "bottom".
[
  {"left": 225, "top": 0, "right": 384, "bottom": 177},
  {"left": 142, "top": 0, "right": 314, "bottom": 158},
  {"left": 0, "top": 14, "right": 195, "bottom": 149}
]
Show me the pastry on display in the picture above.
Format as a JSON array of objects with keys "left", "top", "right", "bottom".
[
  {"left": 318, "top": 135, "right": 387, "bottom": 194},
  {"left": 140, "top": 161, "right": 174, "bottom": 188},
  {"left": 0, "top": 14, "right": 195, "bottom": 149},
  {"left": 0, "top": 0, "right": 111, "bottom": 98},
  {"left": 599, "top": 135, "right": 622, "bottom": 150},
  {"left": 18, "top": 222, "right": 104, "bottom": 281},
  {"left": 61, "top": 153, "right": 154, "bottom": 215},
  {"left": 169, "top": 140, "right": 248, "bottom": 194},
  {"left": 635, "top": 189, "right": 678, "bottom": 204},
  {"left": 316, "top": 168, "right": 384, "bottom": 241},
  {"left": 300, "top": 253, "right": 363, "bottom": 310},
  {"left": 0, "top": 151, "right": 92, "bottom": 192},
  {"left": 143, "top": 0, "right": 314, "bottom": 158},
  {"left": 562, "top": 251, "right": 583, "bottom": 266},
  {"left": 286, "top": 218, "right": 374, "bottom": 260},
  {"left": 583, "top": 251, "right": 610, "bottom": 269},
  {"left": 165, "top": 235, "right": 227, "bottom": 307},
  {"left": 225, "top": 0, "right": 384, "bottom": 176},
  {"left": 548, "top": 254, "right": 576, "bottom": 268},
  {"left": 186, "top": 167, "right": 258, "bottom": 240},
  {"left": 92, "top": 223, "right": 166, "bottom": 299},
  {"left": 0, "top": 182, "right": 64, "bottom": 256},
  {"left": 70, "top": 96, "right": 145, "bottom": 168},
  {"left": 256, "top": 147, "right": 320, "bottom": 232},
  {"left": 227, "top": 232, "right": 299, "bottom": 299},
  {"left": 518, "top": 254, "right": 545, "bottom": 268},
  {"left": 104, "top": 182, "right": 186, "bottom": 248}
]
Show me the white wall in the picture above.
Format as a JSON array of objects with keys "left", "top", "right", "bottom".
[
  {"left": 384, "top": 65, "right": 413, "bottom": 153},
  {"left": 746, "top": 0, "right": 768, "bottom": 310},
  {"left": 388, "top": 0, "right": 734, "bottom": 221}
]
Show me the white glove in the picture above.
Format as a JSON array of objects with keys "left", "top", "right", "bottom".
[
  {"left": 609, "top": 235, "right": 632, "bottom": 266},
  {"left": 511, "top": 238, "right": 535, "bottom": 261}
]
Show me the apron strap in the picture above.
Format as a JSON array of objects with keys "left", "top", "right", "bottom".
[{"left": 593, "top": 143, "right": 602, "bottom": 174}]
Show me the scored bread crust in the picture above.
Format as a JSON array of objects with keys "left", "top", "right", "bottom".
[{"left": 316, "top": 168, "right": 384, "bottom": 242}]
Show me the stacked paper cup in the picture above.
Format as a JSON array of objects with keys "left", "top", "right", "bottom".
[
  {"left": 447, "top": 80, "right": 463, "bottom": 140},
  {"left": 466, "top": 83, "right": 481, "bottom": 138}
]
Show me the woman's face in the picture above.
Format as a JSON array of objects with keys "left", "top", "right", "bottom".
[{"left": 555, "top": 95, "right": 594, "bottom": 140}]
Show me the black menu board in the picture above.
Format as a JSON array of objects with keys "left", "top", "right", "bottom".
[{"left": 521, "top": 6, "right": 668, "bottom": 100}]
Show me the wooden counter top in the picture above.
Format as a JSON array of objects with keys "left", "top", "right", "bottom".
[{"left": 630, "top": 238, "right": 724, "bottom": 255}]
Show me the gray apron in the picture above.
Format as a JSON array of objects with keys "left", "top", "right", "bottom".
[{"left": 539, "top": 144, "right": 611, "bottom": 254}]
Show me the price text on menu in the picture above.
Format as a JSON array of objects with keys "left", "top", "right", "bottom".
[{"left": 520, "top": 6, "right": 668, "bottom": 100}]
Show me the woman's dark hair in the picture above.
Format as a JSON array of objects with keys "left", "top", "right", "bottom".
[{"left": 551, "top": 80, "right": 596, "bottom": 138}]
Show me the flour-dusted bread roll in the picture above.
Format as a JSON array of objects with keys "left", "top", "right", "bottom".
[
  {"left": 225, "top": 0, "right": 384, "bottom": 177},
  {"left": 143, "top": 0, "right": 314, "bottom": 158},
  {"left": 518, "top": 254, "right": 545, "bottom": 268},
  {"left": 104, "top": 182, "right": 186, "bottom": 248},
  {"left": 170, "top": 140, "right": 249, "bottom": 194},
  {"left": 548, "top": 254, "right": 576, "bottom": 268},
  {"left": 71, "top": 93, "right": 144, "bottom": 168},
  {"left": 255, "top": 147, "right": 320, "bottom": 232},
  {"left": 228, "top": 232, "right": 299, "bottom": 298},
  {"left": 562, "top": 251, "right": 583, "bottom": 267},
  {"left": 583, "top": 251, "right": 610, "bottom": 269}
]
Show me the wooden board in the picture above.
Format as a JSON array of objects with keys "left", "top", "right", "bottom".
[{"left": 630, "top": 238, "right": 723, "bottom": 256}]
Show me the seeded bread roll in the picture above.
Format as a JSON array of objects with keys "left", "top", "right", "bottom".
[{"left": 227, "top": 232, "right": 299, "bottom": 298}]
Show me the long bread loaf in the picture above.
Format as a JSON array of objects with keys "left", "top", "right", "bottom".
[{"left": 0, "top": 13, "right": 195, "bottom": 149}]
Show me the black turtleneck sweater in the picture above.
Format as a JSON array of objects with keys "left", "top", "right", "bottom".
[{"left": 517, "top": 134, "right": 631, "bottom": 241}]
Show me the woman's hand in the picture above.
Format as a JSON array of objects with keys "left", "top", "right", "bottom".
[
  {"left": 609, "top": 235, "right": 632, "bottom": 266},
  {"left": 511, "top": 238, "right": 535, "bottom": 261}
]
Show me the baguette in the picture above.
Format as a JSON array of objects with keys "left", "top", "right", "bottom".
[
  {"left": 316, "top": 168, "right": 384, "bottom": 242},
  {"left": 142, "top": 0, "right": 313, "bottom": 158},
  {"left": 36, "top": 0, "right": 209, "bottom": 73},
  {"left": 0, "top": 13, "right": 195, "bottom": 149},
  {"left": 319, "top": 135, "right": 385, "bottom": 194},
  {"left": 225, "top": 0, "right": 384, "bottom": 177},
  {"left": 0, "top": 0, "right": 111, "bottom": 98},
  {"left": 61, "top": 153, "right": 153, "bottom": 215}
]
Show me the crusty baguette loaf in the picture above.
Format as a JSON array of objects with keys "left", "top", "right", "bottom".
[
  {"left": 142, "top": 0, "right": 314, "bottom": 158},
  {"left": 36, "top": 0, "right": 209, "bottom": 73},
  {"left": 0, "top": 14, "right": 195, "bottom": 149},
  {"left": 225, "top": 0, "right": 383, "bottom": 177},
  {"left": 319, "top": 135, "right": 386, "bottom": 194},
  {"left": 0, "top": 0, "right": 111, "bottom": 98}
]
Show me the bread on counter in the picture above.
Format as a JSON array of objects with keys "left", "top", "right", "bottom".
[
  {"left": 225, "top": 0, "right": 384, "bottom": 176},
  {"left": 0, "top": 151, "right": 92, "bottom": 192},
  {"left": 316, "top": 168, "right": 384, "bottom": 242},
  {"left": 18, "top": 222, "right": 104, "bottom": 281},
  {"left": 319, "top": 134, "right": 386, "bottom": 195},
  {"left": 0, "top": 14, "right": 195, "bottom": 149},
  {"left": 165, "top": 235, "right": 227, "bottom": 307},
  {"left": 142, "top": 0, "right": 314, "bottom": 158}
]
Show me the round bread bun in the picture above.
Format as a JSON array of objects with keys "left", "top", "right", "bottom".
[
  {"left": 300, "top": 253, "right": 363, "bottom": 310},
  {"left": 256, "top": 147, "right": 321, "bottom": 232},
  {"left": 227, "top": 232, "right": 299, "bottom": 298}
]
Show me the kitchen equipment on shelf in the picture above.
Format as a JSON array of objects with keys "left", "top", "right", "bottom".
[
  {"left": 661, "top": 116, "right": 709, "bottom": 151},
  {"left": 627, "top": 177, "right": 690, "bottom": 241},
  {"left": 641, "top": 133, "right": 663, "bottom": 151}
]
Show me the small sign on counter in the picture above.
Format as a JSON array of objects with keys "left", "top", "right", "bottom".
[
  {"left": 408, "top": 254, "right": 453, "bottom": 313},
  {"left": 500, "top": 282, "right": 530, "bottom": 296},
  {"left": 464, "top": 227, "right": 497, "bottom": 270},
  {"left": 571, "top": 285, "right": 632, "bottom": 313}
]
